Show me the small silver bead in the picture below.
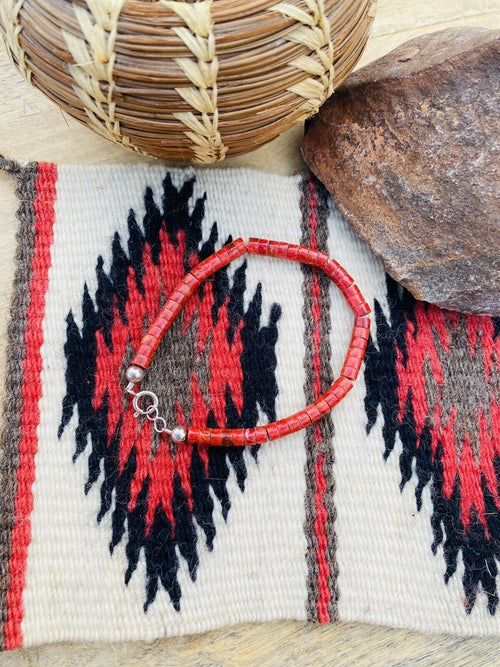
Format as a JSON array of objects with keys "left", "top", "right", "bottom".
[
  {"left": 125, "top": 365, "right": 144, "bottom": 383},
  {"left": 171, "top": 425, "right": 187, "bottom": 443}
]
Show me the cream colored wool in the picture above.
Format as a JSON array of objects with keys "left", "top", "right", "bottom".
[{"left": 0, "top": 164, "right": 499, "bottom": 652}]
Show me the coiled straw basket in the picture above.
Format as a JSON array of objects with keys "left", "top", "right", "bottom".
[{"left": 0, "top": 0, "right": 376, "bottom": 162}]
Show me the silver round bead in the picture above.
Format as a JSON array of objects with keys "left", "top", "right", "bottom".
[
  {"left": 125, "top": 365, "right": 144, "bottom": 383},
  {"left": 171, "top": 425, "right": 187, "bottom": 443}
]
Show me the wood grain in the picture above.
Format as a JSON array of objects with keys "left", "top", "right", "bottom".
[{"left": 1, "top": 0, "right": 500, "bottom": 663}]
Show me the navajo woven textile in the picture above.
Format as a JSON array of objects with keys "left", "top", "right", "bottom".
[{"left": 0, "top": 160, "right": 499, "bottom": 649}]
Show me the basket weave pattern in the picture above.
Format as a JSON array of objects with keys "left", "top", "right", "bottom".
[{"left": 1, "top": 0, "right": 375, "bottom": 162}]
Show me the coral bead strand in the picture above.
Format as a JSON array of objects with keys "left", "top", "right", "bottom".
[{"left": 126, "top": 237, "right": 370, "bottom": 446}]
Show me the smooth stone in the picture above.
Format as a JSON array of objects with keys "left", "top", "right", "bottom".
[{"left": 302, "top": 27, "right": 500, "bottom": 315}]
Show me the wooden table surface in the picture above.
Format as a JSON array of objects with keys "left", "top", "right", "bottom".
[{"left": 1, "top": 1, "right": 499, "bottom": 664}]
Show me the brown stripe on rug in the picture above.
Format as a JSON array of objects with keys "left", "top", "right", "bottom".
[
  {"left": 300, "top": 174, "right": 339, "bottom": 623},
  {"left": 0, "top": 159, "right": 39, "bottom": 650}
]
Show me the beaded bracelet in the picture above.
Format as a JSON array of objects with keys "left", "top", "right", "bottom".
[{"left": 125, "top": 237, "right": 370, "bottom": 446}]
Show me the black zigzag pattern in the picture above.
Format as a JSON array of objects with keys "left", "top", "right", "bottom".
[{"left": 59, "top": 174, "right": 281, "bottom": 610}]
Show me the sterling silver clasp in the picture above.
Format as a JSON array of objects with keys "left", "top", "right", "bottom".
[
  {"left": 126, "top": 383, "right": 169, "bottom": 434},
  {"left": 125, "top": 368, "right": 187, "bottom": 442}
]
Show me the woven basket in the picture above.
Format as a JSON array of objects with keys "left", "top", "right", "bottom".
[{"left": 0, "top": 0, "right": 376, "bottom": 163}]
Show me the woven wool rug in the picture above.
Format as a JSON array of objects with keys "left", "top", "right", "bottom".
[{"left": 0, "top": 159, "right": 499, "bottom": 650}]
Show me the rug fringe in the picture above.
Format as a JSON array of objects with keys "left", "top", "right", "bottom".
[{"left": 0, "top": 156, "right": 25, "bottom": 176}]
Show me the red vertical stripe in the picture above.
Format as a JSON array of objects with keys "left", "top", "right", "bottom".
[
  {"left": 308, "top": 178, "right": 331, "bottom": 622},
  {"left": 4, "top": 163, "right": 58, "bottom": 649},
  {"left": 314, "top": 453, "right": 331, "bottom": 621}
]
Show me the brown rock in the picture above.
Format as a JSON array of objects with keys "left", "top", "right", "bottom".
[{"left": 302, "top": 28, "right": 500, "bottom": 315}]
